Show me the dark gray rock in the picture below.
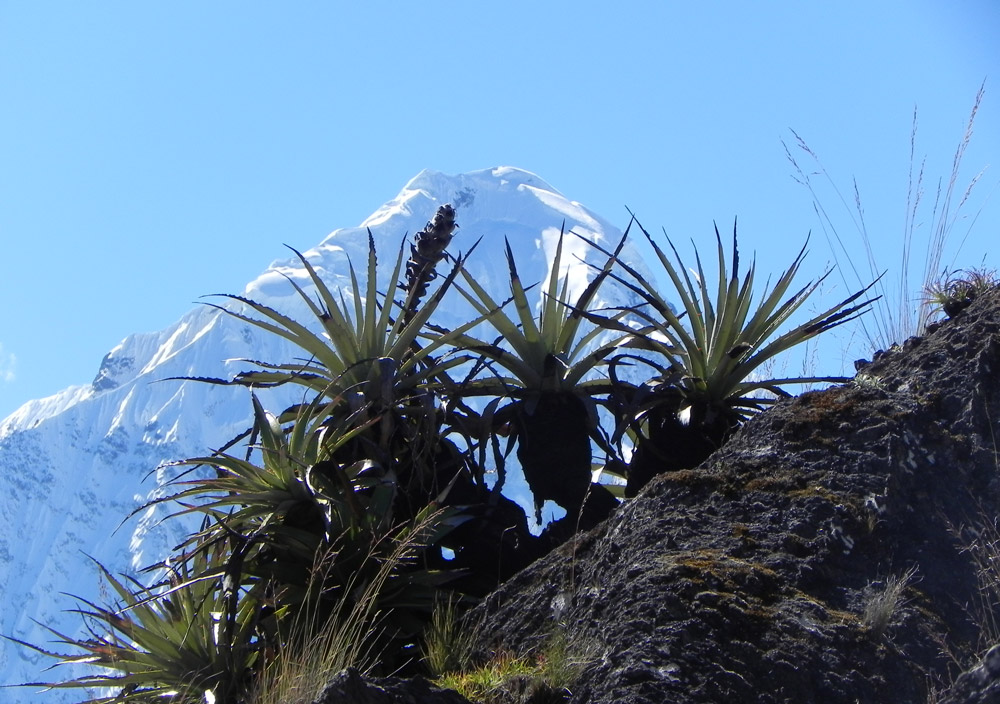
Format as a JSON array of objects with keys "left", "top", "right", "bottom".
[
  {"left": 464, "top": 287, "right": 1000, "bottom": 703},
  {"left": 91, "top": 349, "right": 135, "bottom": 391},
  {"left": 310, "top": 667, "right": 472, "bottom": 704},
  {"left": 940, "top": 644, "right": 1000, "bottom": 703}
]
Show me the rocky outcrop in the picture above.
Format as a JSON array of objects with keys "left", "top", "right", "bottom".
[{"left": 461, "top": 287, "right": 1000, "bottom": 703}]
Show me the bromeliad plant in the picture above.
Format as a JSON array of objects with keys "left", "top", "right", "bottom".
[
  {"left": 191, "top": 219, "right": 494, "bottom": 520},
  {"left": 586, "top": 218, "right": 878, "bottom": 494},
  {"left": 201, "top": 239, "right": 457, "bottom": 458},
  {"left": 440, "top": 227, "right": 633, "bottom": 528},
  {"left": 923, "top": 267, "right": 998, "bottom": 319},
  {"left": 162, "top": 393, "right": 458, "bottom": 659},
  {"left": 9, "top": 537, "right": 263, "bottom": 704},
  {"left": 192, "top": 213, "right": 543, "bottom": 594}
]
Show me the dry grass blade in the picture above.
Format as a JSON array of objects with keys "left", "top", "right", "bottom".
[
  {"left": 248, "top": 508, "right": 448, "bottom": 704},
  {"left": 784, "top": 81, "right": 990, "bottom": 350},
  {"left": 862, "top": 565, "right": 918, "bottom": 640}
]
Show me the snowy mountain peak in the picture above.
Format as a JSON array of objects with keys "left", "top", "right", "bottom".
[
  {"left": 0, "top": 167, "right": 642, "bottom": 700},
  {"left": 362, "top": 166, "right": 559, "bottom": 229}
]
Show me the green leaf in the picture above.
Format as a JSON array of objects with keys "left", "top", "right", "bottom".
[{"left": 604, "top": 216, "right": 878, "bottom": 424}]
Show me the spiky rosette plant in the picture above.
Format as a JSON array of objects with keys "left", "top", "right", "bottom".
[
  {"left": 189, "top": 231, "right": 491, "bottom": 511},
  {"left": 7, "top": 539, "right": 263, "bottom": 704},
  {"left": 162, "top": 394, "right": 458, "bottom": 646},
  {"left": 438, "top": 226, "right": 633, "bottom": 529},
  {"left": 185, "top": 217, "right": 540, "bottom": 596},
  {"left": 923, "top": 267, "right": 998, "bottom": 319},
  {"left": 586, "top": 218, "right": 878, "bottom": 494}
]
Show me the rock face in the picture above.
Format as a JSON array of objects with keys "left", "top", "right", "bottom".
[
  {"left": 940, "top": 644, "right": 1000, "bottom": 703},
  {"left": 459, "top": 287, "right": 1000, "bottom": 703}
]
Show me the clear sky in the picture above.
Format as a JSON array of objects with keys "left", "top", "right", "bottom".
[{"left": 1, "top": 2, "right": 998, "bottom": 421}]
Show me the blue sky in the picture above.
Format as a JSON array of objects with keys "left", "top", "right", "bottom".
[{"left": 1, "top": 2, "right": 998, "bottom": 420}]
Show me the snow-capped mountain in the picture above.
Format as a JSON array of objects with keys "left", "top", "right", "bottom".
[{"left": 0, "top": 167, "right": 648, "bottom": 699}]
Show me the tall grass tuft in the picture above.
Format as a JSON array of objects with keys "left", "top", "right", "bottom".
[
  {"left": 248, "top": 509, "right": 445, "bottom": 704},
  {"left": 785, "top": 81, "right": 990, "bottom": 351},
  {"left": 862, "top": 566, "right": 918, "bottom": 640},
  {"left": 950, "top": 513, "right": 1000, "bottom": 655},
  {"left": 422, "top": 595, "right": 478, "bottom": 678},
  {"left": 432, "top": 628, "right": 595, "bottom": 704}
]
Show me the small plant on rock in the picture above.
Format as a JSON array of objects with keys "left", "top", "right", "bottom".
[
  {"left": 422, "top": 595, "right": 479, "bottom": 678},
  {"left": 433, "top": 628, "right": 592, "bottom": 704},
  {"left": 923, "top": 267, "right": 998, "bottom": 319},
  {"left": 8, "top": 393, "right": 457, "bottom": 703},
  {"left": 862, "top": 566, "right": 918, "bottom": 640}
]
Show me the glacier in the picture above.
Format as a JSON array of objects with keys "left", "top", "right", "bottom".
[{"left": 0, "top": 166, "right": 648, "bottom": 700}]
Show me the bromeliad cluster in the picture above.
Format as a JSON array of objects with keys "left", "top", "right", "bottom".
[{"left": 17, "top": 206, "right": 876, "bottom": 703}]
